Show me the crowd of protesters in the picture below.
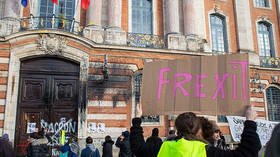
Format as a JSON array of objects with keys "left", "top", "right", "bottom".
[{"left": 1, "top": 106, "right": 280, "bottom": 157}]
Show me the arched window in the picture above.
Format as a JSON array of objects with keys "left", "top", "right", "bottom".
[
  {"left": 39, "top": 0, "right": 75, "bottom": 29},
  {"left": 266, "top": 86, "right": 280, "bottom": 121},
  {"left": 210, "top": 14, "right": 228, "bottom": 52},
  {"left": 132, "top": 0, "right": 153, "bottom": 34},
  {"left": 257, "top": 22, "right": 274, "bottom": 57},
  {"left": 134, "top": 73, "right": 159, "bottom": 123}
]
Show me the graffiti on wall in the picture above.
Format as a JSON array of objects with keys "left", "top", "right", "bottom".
[{"left": 40, "top": 118, "right": 77, "bottom": 156}]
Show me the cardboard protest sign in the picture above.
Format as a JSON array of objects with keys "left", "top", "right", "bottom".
[
  {"left": 227, "top": 116, "right": 279, "bottom": 145},
  {"left": 141, "top": 54, "right": 249, "bottom": 116}
]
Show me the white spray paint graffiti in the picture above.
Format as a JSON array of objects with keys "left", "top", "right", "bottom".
[
  {"left": 41, "top": 118, "right": 76, "bottom": 134},
  {"left": 40, "top": 118, "right": 77, "bottom": 157}
]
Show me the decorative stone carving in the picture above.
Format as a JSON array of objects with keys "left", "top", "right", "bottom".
[
  {"left": 167, "top": 33, "right": 186, "bottom": 50},
  {"left": 185, "top": 34, "right": 206, "bottom": 52},
  {"left": 83, "top": 25, "right": 104, "bottom": 44},
  {"left": 105, "top": 27, "right": 126, "bottom": 45},
  {"left": 37, "top": 34, "right": 68, "bottom": 55}
]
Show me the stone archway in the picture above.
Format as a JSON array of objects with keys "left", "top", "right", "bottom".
[{"left": 3, "top": 33, "right": 89, "bottom": 146}]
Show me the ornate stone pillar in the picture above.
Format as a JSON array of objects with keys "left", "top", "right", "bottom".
[
  {"left": 165, "top": 0, "right": 186, "bottom": 50},
  {"left": 183, "top": 0, "right": 206, "bottom": 38},
  {"left": 86, "top": 0, "right": 102, "bottom": 26},
  {"left": 165, "top": 0, "right": 180, "bottom": 34},
  {"left": 105, "top": 0, "right": 126, "bottom": 45},
  {"left": 4, "top": 0, "right": 20, "bottom": 18},
  {"left": 84, "top": 0, "right": 104, "bottom": 44},
  {"left": 108, "top": 0, "right": 122, "bottom": 28},
  {"left": 234, "top": 0, "right": 254, "bottom": 52}
]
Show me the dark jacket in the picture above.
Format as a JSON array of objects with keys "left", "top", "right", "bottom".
[
  {"left": 206, "top": 120, "right": 261, "bottom": 157},
  {"left": 130, "top": 118, "right": 261, "bottom": 157},
  {"left": 81, "top": 144, "right": 100, "bottom": 157},
  {"left": 0, "top": 138, "right": 15, "bottom": 157},
  {"left": 130, "top": 118, "right": 153, "bottom": 157},
  {"left": 27, "top": 137, "right": 50, "bottom": 157},
  {"left": 102, "top": 140, "right": 114, "bottom": 157},
  {"left": 102, "top": 141, "right": 114, "bottom": 157},
  {"left": 146, "top": 136, "right": 163, "bottom": 157},
  {"left": 115, "top": 136, "right": 132, "bottom": 157}
]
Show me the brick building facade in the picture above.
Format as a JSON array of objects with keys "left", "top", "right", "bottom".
[{"left": 0, "top": 0, "right": 279, "bottom": 156}]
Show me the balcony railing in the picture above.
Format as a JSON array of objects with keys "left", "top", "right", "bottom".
[
  {"left": 127, "top": 33, "right": 166, "bottom": 49},
  {"left": 0, "top": 16, "right": 168, "bottom": 49},
  {"left": 260, "top": 56, "right": 280, "bottom": 68},
  {"left": 0, "top": 16, "right": 81, "bottom": 36}
]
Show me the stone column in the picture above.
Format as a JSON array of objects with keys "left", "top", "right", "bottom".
[
  {"left": 183, "top": 0, "right": 206, "bottom": 38},
  {"left": 4, "top": 0, "right": 20, "bottom": 18},
  {"left": 30, "top": 0, "right": 39, "bottom": 16},
  {"left": 166, "top": 0, "right": 180, "bottom": 34},
  {"left": 165, "top": 0, "right": 186, "bottom": 50},
  {"left": 105, "top": 0, "right": 126, "bottom": 45},
  {"left": 86, "top": 0, "right": 102, "bottom": 25},
  {"left": 235, "top": 0, "right": 254, "bottom": 52},
  {"left": 108, "top": 0, "right": 122, "bottom": 28},
  {"left": 84, "top": 0, "right": 104, "bottom": 43}
]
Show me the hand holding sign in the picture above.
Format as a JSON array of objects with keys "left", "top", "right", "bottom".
[{"left": 245, "top": 106, "right": 257, "bottom": 121}]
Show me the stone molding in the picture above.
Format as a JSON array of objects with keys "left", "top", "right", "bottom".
[{"left": 37, "top": 34, "right": 68, "bottom": 55}]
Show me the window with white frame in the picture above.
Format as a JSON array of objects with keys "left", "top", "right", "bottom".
[
  {"left": 266, "top": 86, "right": 280, "bottom": 121},
  {"left": 257, "top": 22, "right": 274, "bottom": 57},
  {"left": 134, "top": 74, "right": 160, "bottom": 123},
  {"left": 255, "top": 0, "right": 269, "bottom": 8},
  {"left": 39, "top": 0, "right": 75, "bottom": 28},
  {"left": 0, "top": 0, "right": 5, "bottom": 18},
  {"left": 132, "top": 0, "right": 153, "bottom": 34},
  {"left": 210, "top": 14, "right": 228, "bottom": 52}
]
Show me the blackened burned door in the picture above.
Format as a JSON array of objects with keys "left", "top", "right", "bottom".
[{"left": 15, "top": 57, "right": 79, "bottom": 157}]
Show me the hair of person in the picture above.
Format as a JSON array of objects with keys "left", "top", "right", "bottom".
[
  {"left": 105, "top": 135, "right": 112, "bottom": 142},
  {"left": 152, "top": 128, "right": 159, "bottom": 136},
  {"left": 86, "top": 136, "right": 93, "bottom": 144},
  {"left": 175, "top": 112, "right": 200, "bottom": 140},
  {"left": 198, "top": 117, "right": 215, "bottom": 142},
  {"left": 264, "top": 123, "right": 280, "bottom": 157}
]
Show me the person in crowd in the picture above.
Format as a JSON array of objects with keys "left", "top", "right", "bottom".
[
  {"left": 145, "top": 128, "right": 162, "bottom": 157},
  {"left": 60, "top": 137, "right": 78, "bottom": 157},
  {"left": 27, "top": 130, "right": 50, "bottom": 157},
  {"left": 130, "top": 105, "right": 261, "bottom": 157},
  {"left": 0, "top": 136, "right": 16, "bottom": 157},
  {"left": 115, "top": 131, "right": 132, "bottom": 157},
  {"left": 70, "top": 137, "right": 79, "bottom": 157},
  {"left": 199, "top": 117, "right": 228, "bottom": 150},
  {"left": 102, "top": 135, "right": 114, "bottom": 157},
  {"left": 1, "top": 133, "right": 13, "bottom": 147},
  {"left": 260, "top": 123, "right": 280, "bottom": 157},
  {"left": 165, "top": 130, "right": 176, "bottom": 141},
  {"left": 81, "top": 136, "right": 100, "bottom": 157}
]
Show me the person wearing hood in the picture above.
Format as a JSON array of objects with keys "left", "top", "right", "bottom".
[
  {"left": 81, "top": 136, "right": 100, "bottom": 157},
  {"left": 145, "top": 128, "right": 162, "bottom": 157},
  {"left": 0, "top": 134, "right": 15, "bottom": 157},
  {"left": 115, "top": 131, "right": 132, "bottom": 157},
  {"left": 102, "top": 135, "right": 114, "bottom": 157}
]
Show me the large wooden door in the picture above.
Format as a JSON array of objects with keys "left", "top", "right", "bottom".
[{"left": 15, "top": 57, "right": 79, "bottom": 157}]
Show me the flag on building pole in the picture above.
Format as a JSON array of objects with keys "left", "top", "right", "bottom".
[
  {"left": 52, "top": 0, "right": 58, "bottom": 5},
  {"left": 21, "top": 0, "right": 28, "bottom": 7},
  {"left": 81, "top": 0, "right": 90, "bottom": 10}
]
